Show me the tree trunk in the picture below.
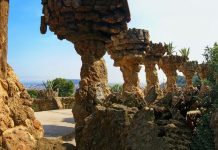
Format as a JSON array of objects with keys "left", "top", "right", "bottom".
[{"left": 0, "top": 0, "right": 9, "bottom": 79}]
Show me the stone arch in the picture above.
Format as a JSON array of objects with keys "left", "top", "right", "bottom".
[{"left": 104, "top": 53, "right": 123, "bottom": 86}]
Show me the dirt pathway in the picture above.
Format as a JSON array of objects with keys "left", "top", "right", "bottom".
[{"left": 35, "top": 109, "right": 76, "bottom": 145}]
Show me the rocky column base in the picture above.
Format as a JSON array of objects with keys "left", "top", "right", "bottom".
[
  {"left": 76, "top": 103, "right": 192, "bottom": 150},
  {"left": 166, "top": 74, "right": 177, "bottom": 93},
  {"left": 73, "top": 40, "right": 110, "bottom": 124},
  {"left": 144, "top": 61, "right": 162, "bottom": 97},
  {"left": 120, "top": 60, "right": 144, "bottom": 101},
  {"left": 0, "top": 65, "right": 44, "bottom": 149}
]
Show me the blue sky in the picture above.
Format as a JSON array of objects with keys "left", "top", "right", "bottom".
[{"left": 8, "top": 0, "right": 218, "bottom": 83}]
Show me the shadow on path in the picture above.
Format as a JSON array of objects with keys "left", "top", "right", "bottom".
[
  {"left": 43, "top": 125, "right": 75, "bottom": 137},
  {"left": 62, "top": 117, "right": 75, "bottom": 123}
]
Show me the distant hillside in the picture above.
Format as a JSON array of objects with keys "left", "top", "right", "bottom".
[{"left": 22, "top": 79, "right": 80, "bottom": 90}]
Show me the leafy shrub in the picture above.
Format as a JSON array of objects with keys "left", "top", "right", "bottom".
[
  {"left": 190, "top": 85, "right": 218, "bottom": 149},
  {"left": 190, "top": 110, "right": 215, "bottom": 150},
  {"left": 31, "top": 103, "right": 40, "bottom": 112},
  {"left": 203, "top": 43, "right": 218, "bottom": 84},
  {"left": 27, "top": 89, "right": 39, "bottom": 99}
]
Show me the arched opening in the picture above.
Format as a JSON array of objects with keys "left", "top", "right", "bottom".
[
  {"left": 176, "top": 70, "right": 185, "bottom": 88},
  {"left": 139, "top": 65, "right": 146, "bottom": 91},
  {"left": 104, "top": 53, "right": 123, "bottom": 85},
  {"left": 157, "top": 65, "right": 167, "bottom": 90}
]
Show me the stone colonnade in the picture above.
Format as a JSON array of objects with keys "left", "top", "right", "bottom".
[
  {"left": 40, "top": 0, "right": 211, "bottom": 146},
  {"left": 40, "top": 0, "right": 210, "bottom": 110},
  {"left": 107, "top": 29, "right": 150, "bottom": 100}
]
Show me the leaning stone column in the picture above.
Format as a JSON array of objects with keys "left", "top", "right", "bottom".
[
  {"left": 179, "top": 61, "right": 198, "bottom": 88},
  {"left": 159, "top": 56, "right": 186, "bottom": 93},
  {"left": 0, "top": 0, "right": 9, "bottom": 79},
  {"left": 144, "top": 42, "right": 166, "bottom": 97},
  {"left": 73, "top": 40, "right": 110, "bottom": 125},
  {"left": 197, "top": 63, "right": 209, "bottom": 81},
  {"left": 119, "top": 57, "right": 143, "bottom": 99},
  {"left": 107, "top": 29, "right": 150, "bottom": 104}
]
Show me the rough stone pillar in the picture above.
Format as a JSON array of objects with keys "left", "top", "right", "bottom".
[
  {"left": 119, "top": 58, "right": 143, "bottom": 99},
  {"left": 144, "top": 60, "right": 160, "bottom": 95},
  {"left": 73, "top": 40, "right": 110, "bottom": 125},
  {"left": 0, "top": 0, "right": 9, "bottom": 79},
  {"left": 164, "top": 68, "right": 177, "bottom": 92},
  {"left": 197, "top": 63, "right": 209, "bottom": 81},
  {"left": 184, "top": 72, "right": 195, "bottom": 87},
  {"left": 143, "top": 42, "right": 166, "bottom": 98}
]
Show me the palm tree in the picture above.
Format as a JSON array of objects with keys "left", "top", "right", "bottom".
[
  {"left": 0, "top": 0, "right": 9, "bottom": 79},
  {"left": 179, "top": 48, "right": 190, "bottom": 60},
  {"left": 165, "top": 42, "right": 175, "bottom": 56},
  {"left": 110, "top": 84, "right": 122, "bottom": 93}
]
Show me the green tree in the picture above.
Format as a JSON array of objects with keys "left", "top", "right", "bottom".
[
  {"left": 179, "top": 48, "right": 190, "bottom": 60},
  {"left": 203, "top": 43, "right": 218, "bottom": 84},
  {"left": 52, "top": 78, "right": 75, "bottom": 97}
]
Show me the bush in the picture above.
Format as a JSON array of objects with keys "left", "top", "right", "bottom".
[
  {"left": 27, "top": 89, "right": 39, "bottom": 99},
  {"left": 203, "top": 43, "right": 218, "bottom": 85},
  {"left": 32, "top": 103, "right": 40, "bottom": 112}
]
